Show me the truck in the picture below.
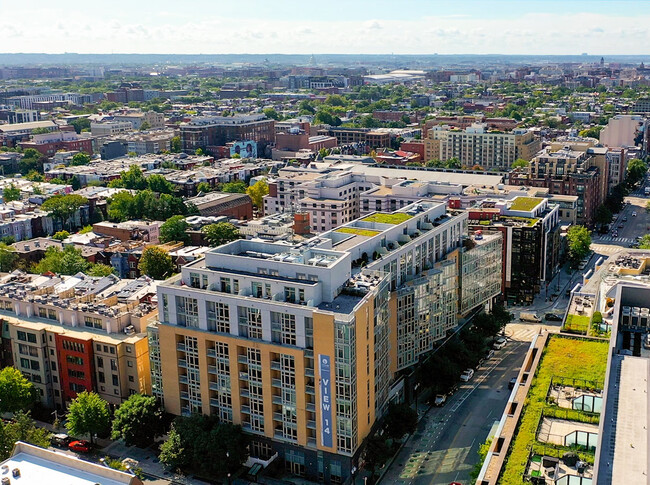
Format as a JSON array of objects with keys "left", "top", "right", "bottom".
[{"left": 520, "top": 312, "right": 542, "bottom": 323}]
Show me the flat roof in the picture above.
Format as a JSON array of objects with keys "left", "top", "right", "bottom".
[
  {"left": 509, "top": 196, "right": 543, "bottom": 212},
  {"left": 2, "top": 442, "right": 137, "bottom": 485},
  {"left": 352, "top": 164, "right": 504, "bottom": 187}
]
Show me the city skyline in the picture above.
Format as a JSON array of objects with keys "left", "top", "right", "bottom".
[{"left": 4, "top": 0, "right": 650, "bottom": 56}]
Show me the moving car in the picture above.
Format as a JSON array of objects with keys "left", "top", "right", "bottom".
[
  {"left": 612, "top": 230, "right": 618, "bottom": 237},
  {"left": 545, "top": 313, "right": 563, "bottom": 322},
  {"left": 460, "top": 368, "right": 474, "bottom": 382},
  {"left": 618, "top": 223, "right": 625, "bottom": 228},
  {"left": 508, "top": 377, "right": 517, "bottom": 390},
  {"left": 68, "top": 440, "right": 91, "bottom": 453},
  {"left": 493, "top": 336, "right": 507, "bottom": 349},
  {"left": 434, "top": 394, "right": 447, "bottom": 406},
  {"left": 633, "top": 211, "right": 637, "bottom": 217},
  {"left": 622, "top": 216, "right": 628, "bottom": 222}
]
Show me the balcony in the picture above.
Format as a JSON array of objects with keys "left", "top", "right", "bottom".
[
  {"left": 306, "top": 402, "right": 316, "bottom": 412},
  {"left": 237, "top": 355, "right": 248, "bottom": 364},
  {"left": 177, "top": 359, "right": 187, "bottom": 368},
  {"left": 307, "top": 437, "right": 317, "bottom": 448},
  {"left": 208, "top": 365, "right": 217, "bottom": 375},
  {"left": 179, "top": 375, "right": 188, "bottom": 384},
  {"left": 273, "top": 412, "right": 284, "bottom": 421},
  {"left": 206, "top": 348, "right": 216, "bottom": 358},
  {"left": 240, "top": 388, "right": 250, "bottom": 398},
  {"left": 307, "top": 420, "right": 316, "bottom": 430},
  {"left": 272, "top": 395, "right": 282, "bottom": 405},
  {"left": 305, "top": 367, "right": 314, "bottom": 378},
  {"left": 271, "top": 378, "right": 282, "bottom": 388},
  {"left": 239, "top": 372, "right": 249, "bottom": 381},
  {"left": 305, "top": 385, "right": 315, "bottom": 395},
  {"left": 240, "top": 405, "right": 251, "bottom": 415},
  {"left": 180, "top": 391, "right": 189, "bottom": 400},
  {"left": 270, "top": 360, "right": 281, "bottom": 371},
  {"left": 176, "top": 343, "right": 186, "bottom": 352}
]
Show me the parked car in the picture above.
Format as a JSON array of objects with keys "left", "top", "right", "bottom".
[
  {"left": 434, "top": 394, "right": 447, "bottom": 406},
  {"left": 622, "top": 216, "right": 628, "bottom": 222},
  {"left": 493, "top": 337, "right": 507, "bottom": 349},
  {"left": 618, "top": 223, "right": 625, "bottom": 228},
  {"left": 508, "top": 377, "right": 517, "bottom": 390},
  {"left": 545, "top": 313, "right": 563, "bottom": 322},
  {"left": 460, "top": 368, "right": 475, "bottom": 382},
  {"left": 486, "top": 349, "right": 495, "bottom": 359},
  {"left": 68, "top": 440, "right": 91, "bottom": 453},
  {"left": 51, "top": 433, "right": 71, "bottom": 447}
]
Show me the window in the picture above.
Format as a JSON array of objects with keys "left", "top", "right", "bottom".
[
  {"left": 220, "top": 277, "right": 231, "bottom": 293},
  {"left": 271, "top": 312, "right": 296, "bottom": 346},
  {"left": 98, "top": 372, "right": 105, "bottom": 383},
  {"left": 84, "top": 316, "right": 102, "bottom": 329},
  {"left": 190, "top": 273, "right": 201, "bottom": 288},
  {"left": 284, "top": 287, "right": 296, "bottom": 303},
  {"left": 126, "top": 346, "right": 132, "bottom": 353},
  {"left": 66, "top": 355, "right": 84, "bottom": 366},
  {"left": 27, "top": 333, "right": 36, "bottom": 343},
  {"left": 97, "top": 357, "right": 104, "bottom": 368},
  {"left": 128, "top": 375, "right": 134, "bottom": 382},
  {"left": 207, "top": 301, "right": 230, "bottom": 333},
  {"left": 112, "top": 375, "right": 119, "bottom": 386},
  {"left": 176, "top": 296, "right": 199, "bottom": 328},
  {"left": 20, "top": 358, "right": 30, "bottom": 369},
  {"left": 127, "top": 361, "right": 133, "bottom": 368},
  {"left": 110, "top": 359, "right": 117, "bottom": 371},
  {"left": 109, "top": 347, "right": 115, "bottom": 354},
  {"left": 17, "top": 331, "right": 26, "bottom": 342},
  {"left": 51, "top": 361, "right": 56, "bottom": 371},
  {"left": 238, "top": 307, "right": 262, "bottom": 340}
]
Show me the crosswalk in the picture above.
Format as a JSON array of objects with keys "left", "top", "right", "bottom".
[{"left": 594, "top": 236, "right": 635, "bottom": 244}]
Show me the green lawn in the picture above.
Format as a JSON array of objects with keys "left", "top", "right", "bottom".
[
  {"left": 362, "top": 213, "right": 412, "bottom": 225},
  {"left": 563, "top": 314, "right": 590, "bottom": 334},
  {"left": 335, "top": 227, "right": 381, "bottom": 237},
  {"left": 509, "top": 197, "right": 543, "bottom": 212},
  {"left": 498, "top": 335, "right": 608, "bottom": 485}
]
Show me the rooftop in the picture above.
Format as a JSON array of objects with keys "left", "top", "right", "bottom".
[
  {"left": 361, "top": 212, "right": 412, "bottom": 225},
  {"left": 509, "top": 196, "right": 544, "bottom": 212},
  {"left": 0, "top": 442, "right": 139, "bottom": 485}
]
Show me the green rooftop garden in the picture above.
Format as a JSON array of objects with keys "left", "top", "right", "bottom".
[
  {"left": 562, "top": 314, "right": 590, "bottom": 335},
  {"left": 509, "top": 196, "right": 543, "bottom": 212},
  {"left": 362, "top": 213, "right": 412, "bottom": 225},
  {"left": 335, "top": 227, "right": 381, "bottom": 237},
  {"left": 499, "top": 335, "right": 608, "bottom": 485}
]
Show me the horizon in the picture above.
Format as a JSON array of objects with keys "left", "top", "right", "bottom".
[{"left": 3, "top": 0, "right": 650, "bottom": 56}]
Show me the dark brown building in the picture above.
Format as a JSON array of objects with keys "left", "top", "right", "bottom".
[
  {"left": 186, "top": 192, "right": 253, "bottom": 220},
  {"left": 180, "top": 115, "right": 275, "bottom": 154}
]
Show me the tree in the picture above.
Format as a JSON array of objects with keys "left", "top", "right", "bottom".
[
  {"left": 139, "top": 121, "right": 151, "bottom": 131},
  {"left": 196, "top": 182, "right": 211, "bottom": 193},
  {"left": 110, "top": 165, "right": 148, "bottom": 190},
  {"left": 0, "top": 367, "right": 38, "bottom": 414},
  {"left": 159, "top": 427, "right": 186, "bottom": 471},
  {"left": 70, "top": 118, "right": 91, "bottom": 134},
  {"left": 594, "top": 204, "right": 613, "bottom": 226},
  {"left": 195, "top": 148, "right": 204, "bottom": 156},
  {"left": 111, "top": 394, "right": 164, "bottom": 448},
  {"left": 87, "top": 264, "right": 115, "bottom": 277},
  {"left": 139, "top": 246, "right": 174, "bottom": 280},
  {"left": 384, "top": 403, "right": 417, "bottom": 440},
  {"left": 170, "top": 136, "right": 182, "bottom": 153},
  {"left": 65, "top": 391, "right": 111, "bottom": 444},
  {"left": 2, "top": 184, "right": 21, "bottom": 202},
  {"left": 52, "top": 230, "right": 70, "bottom": 241},
  {"left": 263, "top": 108, "right": 280, "bottom": 120},
  {"left": 70, "top": 152, "right": 91, "bottom": 166},
  {"left": 34, "top": 245, "right": 90, "bottom": 275},
  {"left": 567, "top": 225, "right": 592, "bottom": 266},
  {"left": 246, "top": 179, "right": 269, "bottom": 208},
  {"left": 0, "top": 412, "right": 51, "bottom": 461},
  {"left": 445, "top": 157, "right": 461, "bottom": 169},
  {"left": 626, "top": 158, "right": 647, "bottom": 186},
  {"left": 202, "top": 222, "right": 240, "bottom": 247},
  {"left": 638, "top": 234, "right": 650, "bottom": 249},
  {"left": 221, "top": 180, "right": 247, "bottom": 193},
  {"left": 159, "top": 215, "right": 189, "bottom": 244},
  {"left": 41, "top": 194, "right": 88, "bottom": 231},
  {"left": 147, "top": 174, "right": 175, "bottom": 194},
  {"left": 512, "top": 158, "right": 529, "bottom": 169},
  {"left": 578, "top": 126, "right": 603, "bottom": 139},
  {"left": 0, "top": 243, "right": 17, "bottom": 272},
  {"left": 363, "top": 435, "right": 393, "bottom": 475},
  {"left": 159, "top": 414, "right": 248, "bottom": 477}
]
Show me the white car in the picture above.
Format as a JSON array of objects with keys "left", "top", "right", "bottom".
[
  {"left": 493, "top": 337, "right": 507, "bottom": 350},
  {"left": 632, "top": 211, "right": 637, "bottom": 217},
  {"left": 460, "top": 368, "right": 475, "bottom": 382}
]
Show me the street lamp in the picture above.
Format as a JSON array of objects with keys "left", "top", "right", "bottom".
[{"left": 414, "top": 383, "right": 421, "bottom": 413}]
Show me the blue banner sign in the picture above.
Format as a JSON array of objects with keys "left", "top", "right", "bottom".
[{"left": 319, "top": 354, "right": 333, "bottom": 447}]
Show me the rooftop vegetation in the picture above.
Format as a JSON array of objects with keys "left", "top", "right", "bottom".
[
  {"left": 335, "top": 227, "right": 381, "bottom": 237},
  {"left": 499, "top": 335, "right": 608, "bottom": 485},
  {"left": 510, "top": 196, "right": 543, "bottom": 212},
  {"left": 362, "top": 213, "right": 412, "bottom": 225}
]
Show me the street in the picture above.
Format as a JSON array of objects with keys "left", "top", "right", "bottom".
[{"left": 381, "top": 332, "right": 531, "bottom": 485}]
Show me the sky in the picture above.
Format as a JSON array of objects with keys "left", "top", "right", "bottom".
[{"left": 2, "top": 0, "right": 649, "bottom": 55}]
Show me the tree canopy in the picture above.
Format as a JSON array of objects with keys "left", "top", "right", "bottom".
[
  {"left": 202, "top": 222, "right": 240, "bottom": 247},
  {"left": 34, "top": 245, "right": 90, "bottom": 275},
  {"left": 2, "top": 184, "right": 21, "bottom": 202},
  {"left": 567, "top": 225, "right": 592, "bottom": 266},
  {"left": 70, "top": 152, "right": 91, "bottom": 166},
  {"left": 107, "top": 189, "right": 191, "bottom": 222},
  {"left": 0, "top": 367, "right": 38, "bottom": 414},
  {"left": 65, "top": 391, "right": 111, "bottom": 444},
  {"left": 0, "top": 243, "right": 17, "bottom": 272},
  {"left": 159, "top": 414, "right": 248, "bottom": 477},
  {"left": 111, "top": 394, "right": 164, "bottom": 447},
  {"left": 0, "top": 412, "right": 51, "bottom": 461},
  {"left": 246, "top": 179, "right": 269, "bottom": 208},
  {"left": 221, "top": 180, "right": 247, "bottom": 193},
  {"left": 41, "top": 194, "right": 88, "bottom": 231},
  {"left": 138, "top": 246, "right": 174, "bottom": 280},
  {"left": 159, "top": 215, "right": 190, "bottom": 244}
]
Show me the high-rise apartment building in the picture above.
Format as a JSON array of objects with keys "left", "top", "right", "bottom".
[
  {"left": 180, "top": 115, "right": 275, "bottom": 154},
  {"left": 424, "top": 123, "right": 540, "bottom": 169},
  {"left": 151, "top": 201, "right": 501, "bottom": 483}
]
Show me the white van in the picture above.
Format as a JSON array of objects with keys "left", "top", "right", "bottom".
[{"left": 520, "top": 312, "right": 542, "bottom": 323}]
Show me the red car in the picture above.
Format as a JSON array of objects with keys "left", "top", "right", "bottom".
[{"left": 68, "top": 440, "right": 92, "bottom": 453}]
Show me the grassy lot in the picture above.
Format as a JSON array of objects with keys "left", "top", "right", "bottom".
[
  {"left": 335, "top": 227, "right": 381, "bottom": 237},
  {"left": 498, "top": 335, "right": 609, "bottom": 485},
  {"left": 362, "top": 213, "right": 412, "bottom": 225},
  {"left": 562, "top": 314, "right": 590, "bottom": 335}
]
